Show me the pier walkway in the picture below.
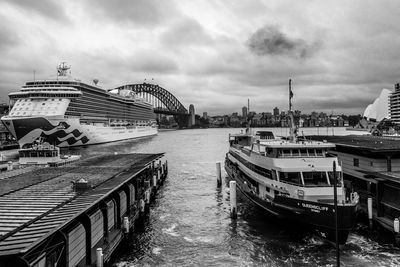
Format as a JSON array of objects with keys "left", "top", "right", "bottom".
[{"left": 0, "top": 153, "right": 167, "bottom": 267}]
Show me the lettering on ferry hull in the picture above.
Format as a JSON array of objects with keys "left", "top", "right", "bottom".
[{"left": 301, "top": 203, "right": 329, "bottom": 213}]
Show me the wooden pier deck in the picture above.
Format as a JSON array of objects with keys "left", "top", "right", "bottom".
[{"left": 0, "top": 153, "right": 167, "bottom": 267}]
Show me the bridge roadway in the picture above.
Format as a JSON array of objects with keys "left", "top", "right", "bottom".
[{"left": 114, "top": 83, "right": 191, "bottom": 128}]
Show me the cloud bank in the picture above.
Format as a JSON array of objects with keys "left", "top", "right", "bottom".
[{"left": 0, "top": 0, "right": 399, "bottom": 116}]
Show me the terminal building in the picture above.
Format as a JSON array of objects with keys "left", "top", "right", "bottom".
[{"left": 390, "top": 83, "right": 400, "bottom": 124}]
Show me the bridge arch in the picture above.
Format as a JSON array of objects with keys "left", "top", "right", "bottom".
[{"left": 114, "top": 83, "right": 189, "bottom": 127}]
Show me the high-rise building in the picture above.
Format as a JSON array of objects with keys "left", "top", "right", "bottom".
[
  {"left": 189, "top": 104, "right": 195, "bottom": 127},
  {"left": 273, "top": 107, "right": 279, "bottom": 116},
  {"left": 390, "top": 83, "right": 400, "bottom": 123},
  {"left": 203, "top": 112, "right": 208, "bottom": 119},
  {"left": 242, "top": 106, "right": 248, "bottom": 118}
]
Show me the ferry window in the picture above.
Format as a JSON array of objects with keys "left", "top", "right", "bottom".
[
  {"left": 271, "top": 170, "right": 278, "bottom": 180},
  {"left": 315, "top": 149, "right": 323, "bottom": 156},
  {"left": 266, "top": 148, "right": 273, "bottom": 155},
  {"left": 353, "top": 158, "right": 359, "bottom": 167},
  {"left": 309, "top": 149, "right": 316, "bottom": 157},
  {"left": 327, "top": 171, "right": 342, "bottom": 186},
  {"left": 300, "top": 148, "right": 308, "bottom": 156},
  {"left": 283, "top": 149, "right": 291, "bottom": 156},
  {"left": 303, "top": 171, "right": 329, "bottom": 187},
  {"left": 279, "top": 172, "right": 302, "bottom": 185}
]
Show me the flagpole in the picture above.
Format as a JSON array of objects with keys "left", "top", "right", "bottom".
[{"left": 289, "top": 79, "right": 292, "bottom": 113}]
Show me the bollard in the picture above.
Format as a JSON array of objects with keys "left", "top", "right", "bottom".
[
  {"left": 153, "top": 175, "right": 157, "bottom": 188},
  {"left": 123, "top": 217, "right": 130, "bottom": 233},
  {"left": 230, "top": 181, "right": 237, "bottom": 219},
  {"left": 96, "top": 248, "right": 103, "bottom": 267},
  {"left": 7, "top": 161, "right": 13, "bottom": 171},
  {"left": 395, "top": 219, "right": 400, "bottom": 247},
  {"left": 145, "top": 190, "right": 150, "bottom": 204},
  {"left": 216, "top": 162, "right": 222, "bottom": 187},
  {"left": 139, "top": 199, "right": 145, "bottom": 213},
  {"left": 367, "top": 197, "right": 373, "bottom": 228}
]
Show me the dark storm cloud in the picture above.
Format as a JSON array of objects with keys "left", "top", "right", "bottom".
[
  {"left": 85, "top": 0, "right": 178, "bottom": 26},
  {"left": 160, "top": 17, "right": 214, "bottom": 47},
  {"left": 4, "top": 0, "right": 69, "bottom": 21},
  {"left": 247, "top": 25, "right": 321, "bottom": 58}
]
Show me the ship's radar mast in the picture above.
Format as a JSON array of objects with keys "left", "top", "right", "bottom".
[
  {"left": 288, "top": 79, "right": 297, "bottom": 142},
  {"left": 57, "top": 62, "right": 70, "bottom": 77}
]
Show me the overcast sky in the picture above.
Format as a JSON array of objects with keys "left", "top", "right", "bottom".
[{"left": 1, "top": 0, "right": 399, "bottom": 116}]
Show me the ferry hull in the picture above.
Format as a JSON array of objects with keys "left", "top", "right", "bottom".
[
  {"left": 1, "top": 116, "right": 157, "bottom": 148},
  {"left": 225, "top": 157, "right": 357, "bottom": 245}
]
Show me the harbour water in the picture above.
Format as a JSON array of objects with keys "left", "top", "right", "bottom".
[{"left": 66, "top": 128, "right": 400, "bottom": 266}]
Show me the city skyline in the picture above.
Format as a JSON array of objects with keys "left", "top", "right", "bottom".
[{"left": 1, "top": 1, "right": 400, "bottom": 115}]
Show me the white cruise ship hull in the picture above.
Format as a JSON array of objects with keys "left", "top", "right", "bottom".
[{"left": 2, "top": 116, "right": 158, "bottom": 148}]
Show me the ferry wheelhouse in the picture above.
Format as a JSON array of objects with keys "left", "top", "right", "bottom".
[
  {"left": 225, "top": 81, "right": 358, "bottom": 245},
  {"left": 1, "top": 63, "right": 157, "bottom": 148}
]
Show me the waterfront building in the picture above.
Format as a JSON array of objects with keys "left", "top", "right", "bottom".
[
  {"left": 242, "top": 106, "right": 248, "bottom": 118},
  {"left": 312, "top": 135, "right": 400, "bottom": 235},
  {"left": 203, "top": 112, "right": 208, "bottom": 120},
  {"left": 189, "top": 104, "right": 195, "bottom": 127},
  {"left": 390, "top": 83, "right": 400, "bottom": 124},
  {"left": 273, "top": 107, "right": 279, "bottom": 116}
]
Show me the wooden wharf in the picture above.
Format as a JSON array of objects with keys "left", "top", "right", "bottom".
[
  {"left": 0, "top": 153, "right": 168, "bottom": 267},
  {"left": 309, "top": 135, "right": 400, "bottom": 243}
]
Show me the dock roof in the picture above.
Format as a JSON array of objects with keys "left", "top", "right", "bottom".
[
  {"left": 307, "top": 135, "right": 400, "bottom": 153},
  {"left": 0, "top": 153, "right": 163, "bottom": 256}
]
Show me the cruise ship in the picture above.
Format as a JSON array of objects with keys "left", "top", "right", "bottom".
[
  {"left": 225, "top": 81, "right": 358, "bottom": 245},
  {"left": 1, "top": 63, "right": 158, "bottom": 148}
]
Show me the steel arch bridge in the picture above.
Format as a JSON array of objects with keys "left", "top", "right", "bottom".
[{"left": 114, "top": 83, "right": 189, "bottom": 128}]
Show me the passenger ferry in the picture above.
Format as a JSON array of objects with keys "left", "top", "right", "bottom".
[
  {"left": 225, "top": 81, "right": 358, "bottom": 245},
  {"left": 1, "top": 63, "right": 157, "bottom": 148}
]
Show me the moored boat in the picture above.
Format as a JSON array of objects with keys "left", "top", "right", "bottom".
[
  {"left": 1, "top": 62, "right": 157, "bottom": 148},
  {"left": 225, "top": 80, "right": 359, "bottom": 245}
]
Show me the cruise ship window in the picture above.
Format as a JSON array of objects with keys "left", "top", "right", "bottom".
[
  {"left": 300, "top": 148, "right": 308, "bottom": 156},
  {"left": 292, "top": 149, "right": 300, "bottom": 156}
]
